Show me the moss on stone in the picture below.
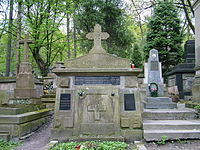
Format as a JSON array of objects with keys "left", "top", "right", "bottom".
[{"left": 0, "top": 77, "right": 16, "bottom": 81}]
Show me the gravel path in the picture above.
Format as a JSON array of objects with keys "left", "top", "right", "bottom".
[{"left": 16, "top": 117, "right": 52, "bottom": 150}]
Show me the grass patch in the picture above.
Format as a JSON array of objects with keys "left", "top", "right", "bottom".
[
  {"left": 0, "top": 138, "right": 21, "bottom": 150},
  {"left": 51, "top": 141, "right": 136, "bottom": 150}
]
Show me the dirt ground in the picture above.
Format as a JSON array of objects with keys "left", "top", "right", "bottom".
[
  {"left": 16, "top": 117, "right": 52, "bottom": 150},
  {"left": 15, "top": 117, "right": 200, "bottom": 150}
]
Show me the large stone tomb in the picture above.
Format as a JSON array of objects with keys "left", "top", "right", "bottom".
[{"left": 51, "top": 24, "right": 143, "bottom": 141}]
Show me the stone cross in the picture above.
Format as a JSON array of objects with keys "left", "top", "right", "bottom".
[
  {"left": 18, "top": 34, "right": 34, "bottom": 62},
  {"left": 88, "top": 103, "right": 106, "bottom": 121},
  {"left": 86, "top": 24, "right": 109, "bottom": 53}
]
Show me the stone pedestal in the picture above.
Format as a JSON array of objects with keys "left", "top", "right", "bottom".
[
  {"left": 192, "top": 0, "right": 200, "bottom": 103},
  {"left": 14, "top": 62, "right": 37, "bottom": 98}
]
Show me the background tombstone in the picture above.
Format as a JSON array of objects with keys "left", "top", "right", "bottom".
[
  {"left": 144, "top": 49, "right": 164, "bottom": 96},
  {"left": 14, "top": 34, "right": 38, "bottom": 99},
  {"left": 167, "top": 40, "right": 195, "bottom": 99}
]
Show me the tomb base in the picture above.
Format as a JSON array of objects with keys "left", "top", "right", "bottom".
[
  {"left": 51, "top": 129, "right": 143, "bottom": 142},
  {"left": 192, "top": 74, "right": 200, "bottom": 103},
  {"left": 0, "top": 104, "right": 52, "bottom": 141},
  {"left": 14, "top": 88, "right": 37, "bottom": 99}
]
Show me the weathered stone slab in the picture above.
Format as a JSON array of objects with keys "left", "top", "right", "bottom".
[
  {"left": 0, "top": 108, "right": 52, "bottom": 124},
  {"left": 0, "top": 105, "right": 45, "bottom": 115},
  {"left": 52, "top": 24, "right": 143, "bottom": 141},
  {"left": 143, "top": 109, "right": 197, "bottom": 120}
]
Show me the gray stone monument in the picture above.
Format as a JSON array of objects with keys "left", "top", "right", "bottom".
[
  {"left": 192, "top": 0, "right": 200, "bottom": 103},
  {"left": 144, "top": 49, "right": 177, "bottom": 109},
  {"left": 51, "top": 24, "right": 143, "bottom": 141},
  {"left": 144, "top": 49, "right": 164, "bottom": 96},
  {"left": 14, "top": 34, "right": 38, "bottom": 99}
]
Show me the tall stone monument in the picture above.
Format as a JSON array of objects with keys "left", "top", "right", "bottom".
[
  {"left": 14, "top": 34, "right": 37, "bottom": 98},
  {"left": 144, "top": 49, "right": 164, "bottom": 96},
  {"left": 192, "top": 0, "right": 200, "bottom": 103},
  {"left": 52, "top": 24, "right": 143, "bottom": 141}
]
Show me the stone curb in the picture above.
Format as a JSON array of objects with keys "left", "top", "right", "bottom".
[
  {"left": 135, "top": 141, "right": 147, "bottom": 150},
  {"left": 41, "top": 140, "right": 58, "bottom": 150}
]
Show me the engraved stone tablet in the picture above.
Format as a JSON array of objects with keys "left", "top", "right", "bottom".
[
  {"left": 151, "top": 61, "right": 159, "bottom": 71},
  {"left": 75, "top": 76, "right": 120, "bottom": 85},
  {"left": 124, "top": 94, "right": 135, "bottom": 111},
  {"left": 59, "top": 94, "right": 71, "bottom": 110}
]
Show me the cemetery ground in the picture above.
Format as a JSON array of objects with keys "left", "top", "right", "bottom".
[{"left": 10, "top": 117, "right": 200, "bottom": 150}]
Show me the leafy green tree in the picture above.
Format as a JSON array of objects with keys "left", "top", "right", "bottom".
[
  {"left": 75, "top": 0, "right": 137, "bottom": 61},
  {"left": 144, "top": 0, "right": 183, "bottom": 76},
  {"left": 5, "top": 0, "right": 14, "bottom": 76},
  {"left": 23, "top": 0, "right": 73, "bottom": 76}
]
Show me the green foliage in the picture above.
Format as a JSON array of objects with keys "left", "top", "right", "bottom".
[
  {"left": 0, "top": 0, "right": 145, "bottom": 75},
  {"left": 0, "top": 138, "right": 21, "bottom": 150},
  {"left": 194, "top": 105, "right": 200, "bottom": 110},
  {"left": 157, "top": 136, "right": 167, "bottom": 145},
  {"left": 51, "top": 141, "right": 128, "bottom": 150},
  {"left": 75, "top": 0, "right": 142, "bottom": 67},
  {"left": 22, "top": 0, "right": 74, "bottom": 76},
  {"left": 144, "top": 0, "right": 184, "bottom": 76},
  {"left": 175, "top": 137, "right": 186, "bottom": 144}
]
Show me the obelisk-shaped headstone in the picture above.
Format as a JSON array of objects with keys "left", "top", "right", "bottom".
[
  {"left": 14, "top": 34, "right": 37, "bottom": 99},
  {"left": 144, "top": 49, "right": 164, "bottom": 96}
]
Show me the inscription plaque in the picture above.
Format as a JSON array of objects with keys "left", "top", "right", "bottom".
[
  {"left": 75, "top": 76, "right": 120, "bottom": 85},
  {"left": 151, "top": 61, "right": 159, "bottom": 71},
  {"left": 60, "top": 94, "right": 71, "bottom": 110},
  {"left": 124, "top": 94, "right": 135, "bottom": 111}
]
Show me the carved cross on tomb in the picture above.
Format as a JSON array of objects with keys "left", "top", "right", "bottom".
[
  {"left": 88, "top": 102, "right": 106, "bottom": 121},
  {"left": 86, "top": 24, "right": 109, "bottom": 53},
  {"left": 18, "top": 34, "right": 35, "bottom": 62}
]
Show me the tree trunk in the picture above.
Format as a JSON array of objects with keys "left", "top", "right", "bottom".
[
  {"left": 16, "top": 0, "right": 22, "bottom": 74},
  {"left": 73, "top": 12, "right": 77, "bottom": 58},
  {"left": 32, "top": 47, "right": 48, "bottom": 76},
  {"left": 5, "top": 0, "right": 14, "bottom": 76},
  {"left": 67, "top": 14, "right": 70, "bottom": 59},
  {"left": 180, "top": 0, "right": 195, "bottom": 34}
]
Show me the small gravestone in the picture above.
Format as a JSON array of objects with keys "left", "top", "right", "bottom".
[
  {"left": 144, "top": 49, "right": 177, "bottom": 109},
  {"left": 144, "top": 49, "right": 164, "bottom": 96},
  {"left": 14, "top": 34, "right": 37, "bottom": 99}
]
